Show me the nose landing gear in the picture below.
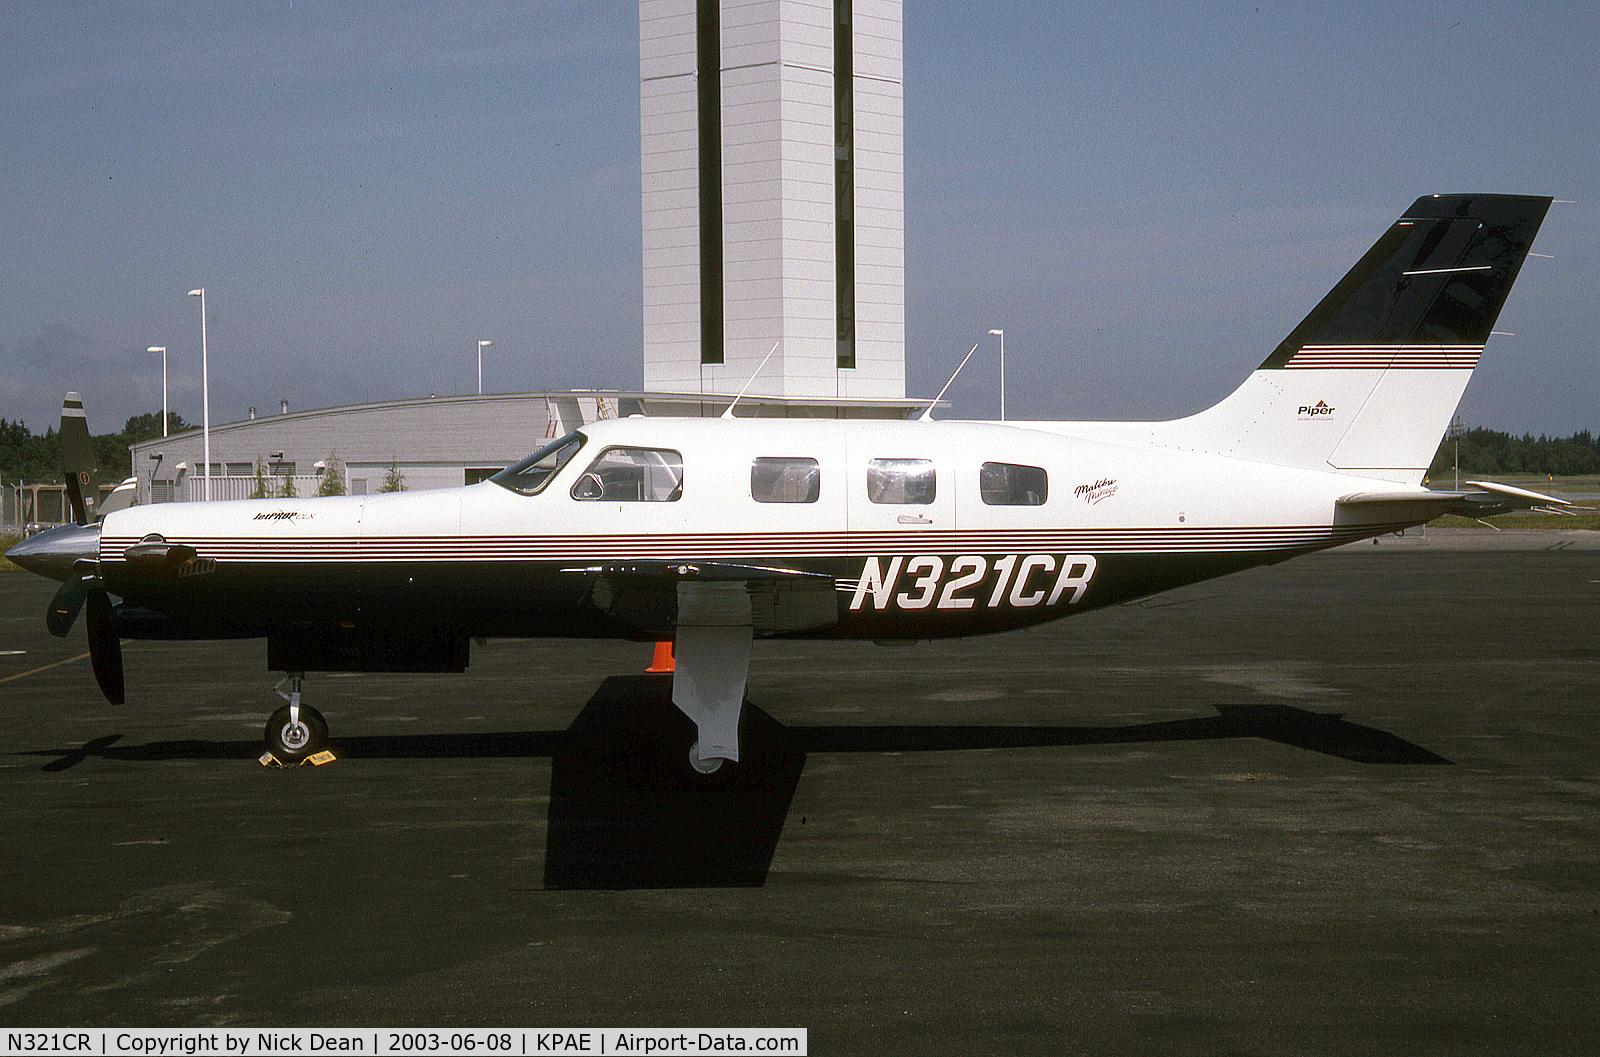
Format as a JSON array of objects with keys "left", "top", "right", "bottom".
[{"left": 265, "top": 672, "right": 329, "bottom": 764}]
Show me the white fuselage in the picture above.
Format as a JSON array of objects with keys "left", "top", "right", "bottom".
[{"left": 95, "top": 416, "right": 1421, "bottom": 644}]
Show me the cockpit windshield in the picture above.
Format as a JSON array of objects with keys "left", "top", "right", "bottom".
[{"left": 489, "top": 431, "right": 587, "bottom": 496}]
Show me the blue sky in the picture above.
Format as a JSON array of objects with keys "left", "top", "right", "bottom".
[{"left": 2, "top": 1, "right": 1595, "bottom": 443}]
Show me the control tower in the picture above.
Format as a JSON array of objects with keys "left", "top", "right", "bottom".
[{"left": 640, "top": 0, "right": 905, "bottom": 402}]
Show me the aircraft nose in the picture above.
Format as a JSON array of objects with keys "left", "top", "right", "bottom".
[{"left": 6, "top": 522, "right": 101, "bottom": 582}]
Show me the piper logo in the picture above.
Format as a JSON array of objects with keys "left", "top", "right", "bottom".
[{"left": 1299, "top": 400, "right": 1336, "bottom": 417}]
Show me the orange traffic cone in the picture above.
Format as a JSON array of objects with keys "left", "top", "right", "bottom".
[{"left": 647, "top": 640, "right": 675, "bottom": 673}]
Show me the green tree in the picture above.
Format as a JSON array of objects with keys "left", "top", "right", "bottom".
[
  {"left": 3, "top": 409, "right": 194, "bottom": 485},
  {"left": 250, "top": 456, "right": 271, "bottom": 499},
  {"left": 1429, "top": 429, "right": 1600, "bottom": 477},
  {"left": 279, "top": 467, "right": 298, "bottom": 498},
  {"left": 92, "top": 433, "right": 129, "bottom": 480},
  {"left": 317, "top": 453, "right": 347, "bottom": 497},
  {"left": 0, "top": 419, "right": 57, "bottom": 480},
  {"left": 121, "top": 412, "right": 192, "bottom": 445},
  {"left": 380, "top": 458, "right": 406, "bottom": 493}
]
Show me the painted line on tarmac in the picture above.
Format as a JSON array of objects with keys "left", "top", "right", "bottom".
[{"left": 0, "top": 652, "right": 91, "bottom": 684}]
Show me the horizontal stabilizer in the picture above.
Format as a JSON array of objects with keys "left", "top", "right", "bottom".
[{"left": 1338, "top": 480, "right": 1579, "bottom": 518}]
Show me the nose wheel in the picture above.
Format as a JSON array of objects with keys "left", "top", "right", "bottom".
[{"left": 266, "top": 673, "right": 329, "bottom": 763}]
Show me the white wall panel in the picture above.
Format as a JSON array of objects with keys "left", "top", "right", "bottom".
[{"left": 642, "top": 0, "right": 903, "bottom": 399}]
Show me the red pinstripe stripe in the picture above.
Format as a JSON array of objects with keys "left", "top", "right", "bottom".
[{"left": 1283, "top": 344, "right": 1482, "bottom": 370}]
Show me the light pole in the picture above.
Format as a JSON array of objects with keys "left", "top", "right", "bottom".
[
  {"left": 1448, "top": 413, "right": 1466, "bottom": 491},
  {"left": 186, "top": 289, "right": 211, "bottom": 501},
  {"left": 147, "top": 346, "right": 168, "bottom": 436},
  {"left": 477, "top": 340, "right": 493, "bottom": 395},
  {"left": 988, "top": 329, "right": 1005, "bottom": 421}
]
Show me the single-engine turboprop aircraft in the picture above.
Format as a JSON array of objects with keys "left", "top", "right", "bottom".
[{"left": 9, "top": 194, "right": 1571, "bottom": 772}]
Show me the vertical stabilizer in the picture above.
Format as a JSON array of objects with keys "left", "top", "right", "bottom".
[{"left": 1125, "top": 194, "right": 1552, "bottom": 483}]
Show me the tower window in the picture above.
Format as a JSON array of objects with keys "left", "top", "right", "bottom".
[
  {"left": 698, "top": 0, "right": 724, "bottom": 365},
  {"left": 835, "top": 0, "right": 855, "bottom": 369}
]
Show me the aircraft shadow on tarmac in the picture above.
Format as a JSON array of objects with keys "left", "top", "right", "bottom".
[{"left": 18, "top": 674, "right": 1451, "bottom": 889}]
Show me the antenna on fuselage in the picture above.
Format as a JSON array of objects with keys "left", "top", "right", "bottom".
[
  {"left": 721, "top": 340, "right": 782, "bottom": 419},
  {"left": 919, "top": 342, "right": 981, "bottom": 422}
]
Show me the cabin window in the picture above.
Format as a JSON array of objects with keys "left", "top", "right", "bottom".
[
  {"left": 490, "top": 432, "right": 586, "bottom": 496},
  {"left": 867, "top": 458, "right": 936, "bottom": 505},
  {"left": 571, "top": 447, "right": 684, "bottom": 502},
  {"left": 751, "top": 457, "right": 820, "bottom": 503},
  {"left": 980, "top": 462, "right": 1047, "bottom": 505}
]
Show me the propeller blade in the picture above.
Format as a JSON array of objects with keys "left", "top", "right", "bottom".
[
  {"left": 45, "top": 560, "right": 100, "bottom": 638},
  {"left": 84, "top": 589, "right": 125, "bottom": 705},
  {"left": 59, "top": 392, "right": 98, "bottom": 525}
]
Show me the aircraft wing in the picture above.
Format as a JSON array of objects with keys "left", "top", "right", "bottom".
[
  {"left": 1337, "top": 480, "right": 1580, "bottom": 519},
  {"left": 567, "top": 561, "right": 840, "bottom": 636}
]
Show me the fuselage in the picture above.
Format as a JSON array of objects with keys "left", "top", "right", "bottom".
[{"left": 87, "top": 416, "right": 1421, "bottom": 645}]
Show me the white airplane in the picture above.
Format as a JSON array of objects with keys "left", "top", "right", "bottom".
[{"left": 9, "top": 193, "right": 1571, "bottom": 773}]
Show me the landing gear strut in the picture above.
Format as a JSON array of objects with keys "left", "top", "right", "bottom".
[
  {"left": 266, "top": 672, "right": 329, "bottom": 763},
  {"left": 671, "top": 583, "right": 754, "bottom": 779}
]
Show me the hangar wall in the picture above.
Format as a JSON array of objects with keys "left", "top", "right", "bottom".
[
  {"left": 128, "top": 394, "right": 563, "bottom": 505},
  {"left": 124, "top": 390, "right": 928, "bottom": 505}
]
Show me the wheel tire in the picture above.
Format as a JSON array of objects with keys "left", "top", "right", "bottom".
[
  {"left": 688, "top": 741, "right": 724, "bottom": 774},
  {"left": 265, "top": 704, "right": 328, "bottom": 764},
  {"left": 685, "top": 740, "right": 737, "bottom": 784}
]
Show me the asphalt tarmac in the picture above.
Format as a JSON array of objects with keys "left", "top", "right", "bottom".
[{"left": 1, "top": 530, "right": 1597, "bottom": 1055}]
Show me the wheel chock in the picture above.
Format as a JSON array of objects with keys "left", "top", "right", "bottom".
[{"left": 257, "top": 750, "right": 337, "bottom": 767}]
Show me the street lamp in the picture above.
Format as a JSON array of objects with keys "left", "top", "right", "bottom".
[
  {"left": 147, "top": 346, "right": 168, "bottom": 436},
  {"left": 186, "top": 289, "right": 211, "bottom": 501},
  {"left": 987, "top": 329, "right": 1005, "bottom": 422},
  {"left": 477, "top": 340, "right": 493, "bottom": 395},
  {"left": 1448, "top": 413, "right": 1467, "bottom": 491}
]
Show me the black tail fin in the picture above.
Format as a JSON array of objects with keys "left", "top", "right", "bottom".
[
  {"left": 1120, "top": 194, "right": 1554, "bottom": 484},
  {"left": 1260, "top": 193, "right": 1552, "bottom": 368}
]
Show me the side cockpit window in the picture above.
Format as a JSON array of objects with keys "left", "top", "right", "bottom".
[
  {"left": 980, "top": 462, "right": 1047, "bottom": 505},
  {"left": 867, "top": 458, "right": 936, "bottom": 505},
  {"left": 751, "top": 457, "right": 820, "bottom": 503},
  {"left": 571, "top": 447, "right": 683, "bottom": 502},
  {"left": 489, "top": 432, "right": 586, "bottom": 496}
]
